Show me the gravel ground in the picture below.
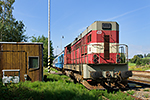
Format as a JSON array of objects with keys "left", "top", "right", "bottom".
[
  {"left": 125, "top": 88, "right": 150, "bottom": 100},
  {"left": 127, "top": 70, "right": 150, "bottom": 100}
]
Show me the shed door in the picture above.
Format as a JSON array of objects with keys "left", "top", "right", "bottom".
[{"left": 0, "top": 51, "right": 27, "bottom": 81}]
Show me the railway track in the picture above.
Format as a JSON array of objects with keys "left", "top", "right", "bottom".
[
  {"left": 82, "top": 70, "right": 150, "bottom": 99},
  {"left": 129, "top": 70, "right": 150, "bottom": 85},
  {"left": 125, "top": 70, "right": 150, "bottom": 99}
]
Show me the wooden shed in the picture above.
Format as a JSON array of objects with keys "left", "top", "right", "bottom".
[{"left": 0, "top": 42, "right": 43, "bottom": 82}]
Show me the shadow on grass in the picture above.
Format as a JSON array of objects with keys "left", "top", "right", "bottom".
[
  {"left": 43, "top": 75, "right": 57, "bottom": 82},
  {"left": 0, "top": 82, "right": 102, "bottom": 100},
  {"left": 43, "top": 74, "right": 75, "bottom": 84}
]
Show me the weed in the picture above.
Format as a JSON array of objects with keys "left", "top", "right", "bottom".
[
  {"left": 127, "top": 90, "right": 135, "bottom": 95},
  {"left": 144, "top": 89, "right": 150, "bottom": 92},
  {"left": 143, "top": 94, "right": 149, "bottom": 98}
]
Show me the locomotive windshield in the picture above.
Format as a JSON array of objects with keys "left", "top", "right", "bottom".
[{"left": 102, "top": 23, "right": 112, "bottom": 30}]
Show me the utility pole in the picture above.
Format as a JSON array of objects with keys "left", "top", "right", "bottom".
[
  {"left": 48, "top": 0, "right": 51, "bottom": 73},
  {"left": 61, "top": 36, "right": 64, "bottom": 51}
]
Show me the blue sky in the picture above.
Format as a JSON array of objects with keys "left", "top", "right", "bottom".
[{"left": 13, "top": 0, "right": 150, "bottom": 58}]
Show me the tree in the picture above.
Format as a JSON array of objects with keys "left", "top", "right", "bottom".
[
  {"left": 31, "top": 35, "right": 54, "bottom": 67},
  {"left": 130, "top": 55, "right": 140, "bottom": 63},
  {"left": 120, "top": 53, "right": 126, "bottom": 63},
  {"left": 137, "top": 54, "right": 143, "bottom": 58},
  {"left": 136, "top": 58, "right": 142, "bottom": 65},
  {"left": 144, "top": 54, "right": 147, "bottom": 58},
  {"left": 141, "top": 59, "right": 150, "bottom": 65},
  {"left": 147, "top": 53, "right": 150, "bottom": 57},
  {"left": 0, "top": 0, "right": 28, "bottom": 42}
]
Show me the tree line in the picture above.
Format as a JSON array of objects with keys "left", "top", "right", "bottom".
[
  {"left": 129, "top": 54, "right": 150, "bottom": 66},
  {"left": 0, "top": 0, "right": 54, "bottom": 67}
]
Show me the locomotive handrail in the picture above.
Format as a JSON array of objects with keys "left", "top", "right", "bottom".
[
  {"left": 92, "top": 44, "right": 102, "bottom": 47},
  {"left": 110, "top": 44, "right": 128, "bottom": 63}
]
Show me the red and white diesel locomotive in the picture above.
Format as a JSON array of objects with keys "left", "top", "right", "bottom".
[{"left": 62, "top": 21, "right": 132, "bottom": 89}]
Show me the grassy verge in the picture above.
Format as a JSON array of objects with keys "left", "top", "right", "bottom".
[
  {"left": 0, "top": 68, "right": 134, "bottom": 100},
  {"left": 43, "top": 67, "right": 58, "bottom": 73},
  {"left": 128, "top": 63, "right": 136, "bottom": 66},
  {"left": 128, "top": 63, "right": 150, "bottom": 71}
]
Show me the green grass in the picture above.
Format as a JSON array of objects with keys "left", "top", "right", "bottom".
[
  {"left": 43, "top": 67, "right": 58, "bottom": 73},
  {"left": 144, "top": 89, "right": 150, "bottom": 92},
  {"left": 129, "top": 65, "right": 150, "bottom": 71},
  {"left": 128, "top": 62, "right": 150, "bottom": 71},
  {"left": 50, "top": 67, "right": 58, "bottom": 72},
  {"left": 142, "top": 57, "right": 150, "bottom": 59},
  {"left": 128, "top": 63, "right": 136, "bottom": 66},
  {"left": 127, "top": 90, "right": 135, "bottom": 95},
  {"left": 0, "top": 68, "right": 134, "bottom": 100}
]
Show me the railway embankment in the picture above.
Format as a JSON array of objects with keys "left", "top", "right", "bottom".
[{"left": 0, "top": 68, "right": 135, "bottom": 100}]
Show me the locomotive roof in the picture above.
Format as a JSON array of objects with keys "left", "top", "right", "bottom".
[{"left": 71, "top": 21, "right": 119, "bottom": 46}]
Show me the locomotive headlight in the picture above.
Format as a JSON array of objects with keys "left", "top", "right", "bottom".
[
  {"left": 93, "top": 59, "right": 97, "bottom": 63},
  {"left": 93, "top": 54, "right": 97, "bottom": 59},
  {"left": 93, "top": 54, "right": 98, "bottom": 63}
]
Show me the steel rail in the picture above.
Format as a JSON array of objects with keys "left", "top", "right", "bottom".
[{"left": 128, "top": 79, "right": 150, "bottom": 85}]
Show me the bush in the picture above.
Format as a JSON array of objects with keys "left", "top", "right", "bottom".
[
  {"left": 136, "top": 59, "right": 142, "bottom": 65},
  {"left": 130, "top": 54, "right": 150, "bottom": 66},
  {"left": 130, "top": 55, "right": 140, "bottom": 63}
]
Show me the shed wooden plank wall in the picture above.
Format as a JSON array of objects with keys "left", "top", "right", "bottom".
[
  {"left": 0, "top": 45, "right": 2, "bottom": 77},
  {"left": 0, "top": 43, "right": 43, "bottom": 82}
]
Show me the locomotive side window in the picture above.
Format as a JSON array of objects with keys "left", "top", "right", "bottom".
[
  {"left": 62, "top": 55, "right": 64, "bottom": 62},
  {"left": 88, "top": 34, "right": 92, "bottom": 43},
  {"left": 60, "top": 55, "right": 63, "bottom": 62},
  {"left": 55, "top": 59, "right": 58, "bottom": 63},
  {"left": 102, "top": 23, "right": 112, "bottom": 30},
  {"left": 67, "top": 44, "right": 71, "bottom": 54}
]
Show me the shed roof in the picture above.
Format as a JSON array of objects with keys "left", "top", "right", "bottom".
[{"left": 0, "top": 42, "right": 43, "bottom": 45}]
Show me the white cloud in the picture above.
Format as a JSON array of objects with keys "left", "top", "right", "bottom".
[
  {"left": 77, "top": 26, "right": 88, "bottom": 33},
  {"left": 14, "top": 11, "right": 37, "bottom": 18},
  {"left": 105, "top": 5, "right": 150, "bottom": 20}
]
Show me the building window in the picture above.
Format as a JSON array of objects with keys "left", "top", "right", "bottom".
[{"left": 29, "top": 56, "right": 39, "bottom": 68}]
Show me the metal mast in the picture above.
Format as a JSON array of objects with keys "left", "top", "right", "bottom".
[{"left": 48, "top": 0, "right": 51, "bottom": 73}]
